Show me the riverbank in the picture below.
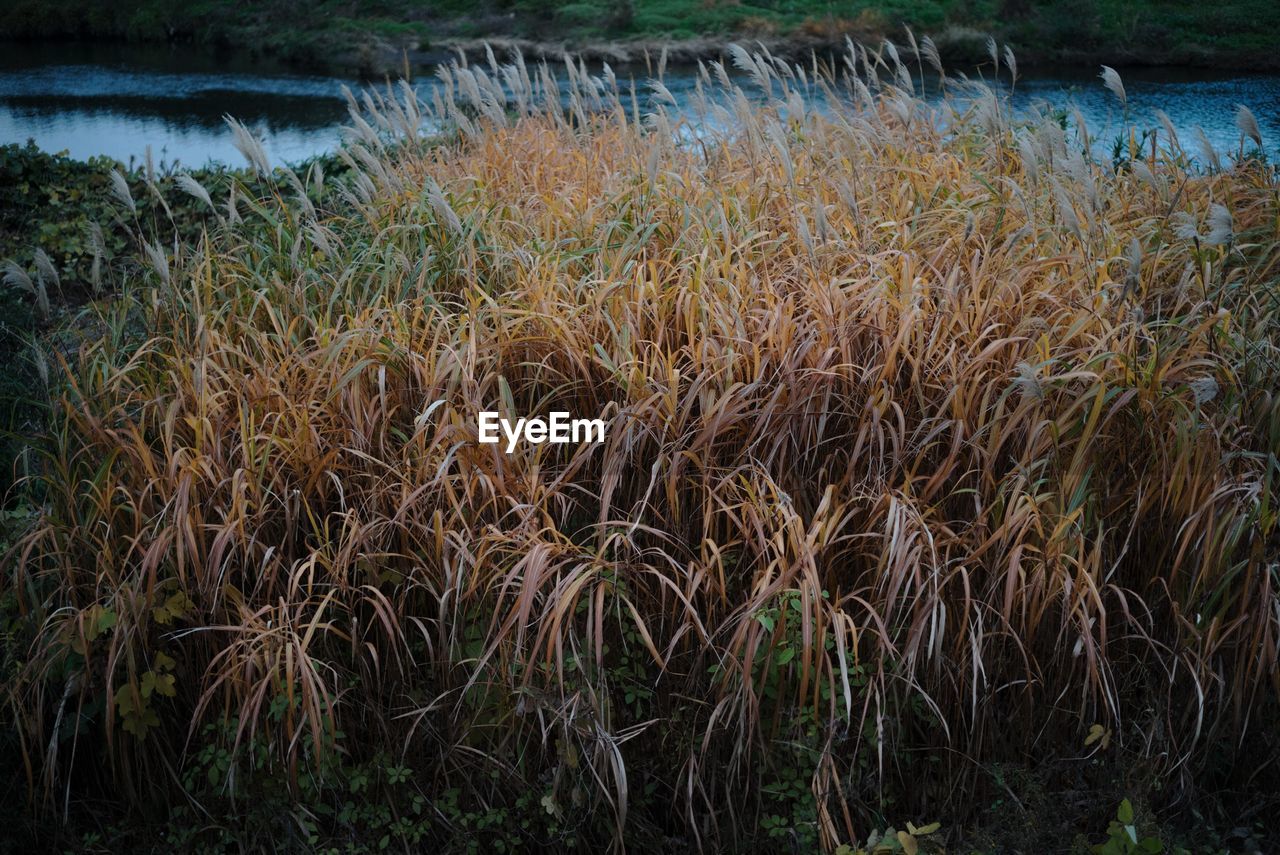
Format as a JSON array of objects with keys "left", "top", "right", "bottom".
[
  {"left": 2, "top": 0, "right": 1279, "bottom": 74},
  {"left": 4, "top": 45, "right": 1279, "bottom": 853}
]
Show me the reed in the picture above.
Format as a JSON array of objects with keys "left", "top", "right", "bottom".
[{"left": 7, "top": 45, "right": 1280, "bottom": 850}]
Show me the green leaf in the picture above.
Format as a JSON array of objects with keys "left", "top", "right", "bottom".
[
  {"left": 114, "top": 683, "right": 159, "bottom": 738},
  {"left": 592, "top": 343, "right": 617, "bottom": 374},
  {"left": 154, "top": 671, "right": 177, "bottom": 697},
  {"left": 114, "top": 684, "right": 137, "bottom": 717},
  {"left": 121, "top": 706, "right": 159, "bottom": 738},
  {"left": 1117, "top": 798, "right": 1134, "bottom": 824},
  {"left": 154, "top": 590, "right": 194, "bottom": 625},
  {"left": 96, "top": 607, "right": 118, "bottom": 634}
]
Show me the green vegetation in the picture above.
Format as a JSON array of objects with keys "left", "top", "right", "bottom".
[
  {"left": 0, "top": 142, "right": 351, "bottom": 501},
  {"left": 1, "top": 0, "right": 1278, "bottom": 70},
  {"left": 3, "top": 44, "right": 1280, "bottom": 852},
  {"left": 1090, "top": 800, "right": 1163, "bottom": 855}
]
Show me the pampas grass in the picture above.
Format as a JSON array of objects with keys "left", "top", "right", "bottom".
[
  {"left": 224, "top": 115, "right": 272, "bottom": 177},
  {"left": 174, "top": 172, "right": 215, "bottom": 213},
  {"left": 2, "top": 259, "right": 48, "bottom": 319},
  {"left": 920, "top": 34, "right": 943, "bottom": 77},
  {"left": 109, "top": 168, "right": 135, "bottom": 214},
  {"left": 1099, "top": 64, "right": 1126, "bottom": 108},
  {"left": 1236, "top": 103, "right": 1263, "bottom": 148},
  {"left": 1002, "top": 43, "right": 1018, "bottom": 87},
  {"left": 7, "top": 42, "right": 1280, "bottom": 852}
]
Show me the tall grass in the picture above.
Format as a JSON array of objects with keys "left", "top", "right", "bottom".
[{"left": 8, "top": 43, "right": 1280, "bottom": 849}]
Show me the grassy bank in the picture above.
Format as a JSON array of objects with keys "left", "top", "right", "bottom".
[
  {"left": 4, "top": 44, "right": 1280, "bottom": 852},
  {"left": 2, "top": 0, "right": 1279, "bottom": 71}
]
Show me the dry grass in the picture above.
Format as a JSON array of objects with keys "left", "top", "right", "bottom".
[{"left": 8, "top": 44, "right": 1280, "bottom": 849}]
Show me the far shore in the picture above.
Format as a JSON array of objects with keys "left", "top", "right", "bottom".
[
  {"left": 5, "top": 29, "right": 1280, "bottom": 79},
  {"left": 408, "top": 32, "right": 1280, "bottom": 75}
]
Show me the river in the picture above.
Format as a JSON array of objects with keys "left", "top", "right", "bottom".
[{"left": 2, "top": 41, "right": 1277, "bottom": 169}]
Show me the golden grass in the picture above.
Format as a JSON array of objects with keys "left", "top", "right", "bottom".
[{"left": 9, "top": 45, "right": 1280, "bottom": 847}]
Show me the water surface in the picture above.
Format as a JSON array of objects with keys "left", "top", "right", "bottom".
[
  {"left": 0, "top": 42, "right": 351, "bottom": 167},
  {"left": 2, "top": 41, "right": 1277, "bottom": 168}
]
